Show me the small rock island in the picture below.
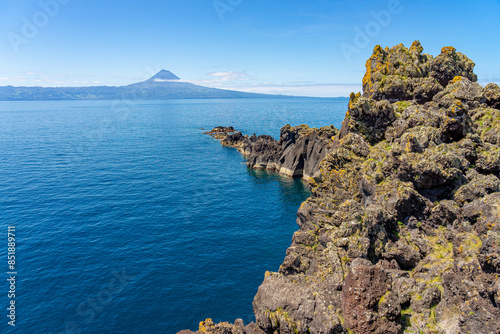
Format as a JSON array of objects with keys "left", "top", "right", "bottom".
[{"left": 183, "top": 41, "right": 500, "bottom": 334}]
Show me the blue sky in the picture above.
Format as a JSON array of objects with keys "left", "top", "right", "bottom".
[{"left": 0, "top": 0, "right": 499, "bottom": 97}]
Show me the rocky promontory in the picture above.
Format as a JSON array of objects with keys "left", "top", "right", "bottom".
[
  {"left": 205, "top": 124, "right": 337, "bottom": 179},
  {"left": 185, "top": 41, "right": 500, "bottom": 334}
]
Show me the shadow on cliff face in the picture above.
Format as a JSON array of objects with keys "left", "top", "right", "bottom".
[{"left": 184, "top": 41, "right": 500, "bottom": 334}]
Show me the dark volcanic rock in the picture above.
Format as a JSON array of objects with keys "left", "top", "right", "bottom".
[
  {"left": 483, "top": 83, "right": 500, "bottom": 109},
  {"left": 340, "top": 94, "right": 396, "bottom": 145},
  {"left": 179, "top": 318, "right": 266, "bottom": 334},
  {"left": 343, "top": 263, "right": 400, "bottom": 334},
  {"left": 429, "top": 46, "right": 478, "bottom": 87},
  {"left": 184, "top": 42, "right": 500, "bottom": 334},
  {"left": 248, "top": 42, "right": 500, "bottom": 334},
  {"left": 361, "top": 41, "right": 444, "bottom": 103},
  {"left": 208, "top": 124, "right": 338, "bottom": 179},
  {"left": 204, "top": 126, "right": 236, "bottom": 140},
  {"left": 470, "top": 106, "right": 500, "bottom": 145},
  {"left": 253, "top": 272, "right": 344, "bottom": 334}
]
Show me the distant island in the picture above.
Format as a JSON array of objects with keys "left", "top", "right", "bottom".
[{"left": 0, "top": 70, "right": 281, "bottom": 101}]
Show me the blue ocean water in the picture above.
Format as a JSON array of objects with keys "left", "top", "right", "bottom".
[{"left": 0, "top": 98, "right": 347, "bottom": 333}]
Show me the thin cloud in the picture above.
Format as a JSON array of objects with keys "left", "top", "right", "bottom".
[
  {"left": 208, "top": 71, "right": 248, "bottom": 81},
  {"left": 0, "top": 75, "right": 27, "bottom": 82},
  {"left": 185, "top": 69, "right": 359, "bottom": 97},
  {"left": 213, "top": 83, "right": 361, "bottom": 97},
  {"left": 184, "top": 71, "right": 250, "bottom": 85},
  {"left": 478, "top": 78, "right": 500, "bottom": 86},
  {"left": 0, "top": 75, "right": 106, "bottom": 87}
]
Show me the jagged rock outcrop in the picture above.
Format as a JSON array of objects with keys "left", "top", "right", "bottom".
[
  {"left": 205, "top": 126, "right": 237, "bottom": 139},
  {"left": 183, "top": 42, "right": 500, "bottom": 334},
  {"left": 362, "top": 41, "right": 477, "bottom": 104},
  {"left": 207, "top": 124, "right": 338, "bottom": 179},
  {"left": 177, "top": 318, "right": 265, "bottom": 334}
]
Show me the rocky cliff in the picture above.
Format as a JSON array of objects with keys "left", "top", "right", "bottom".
[
  {"left": 184, "top": 41, "right": 500, "bottom": 334},
  {"left": 205, "top": 124, "right": 338, "bottom": 179}
]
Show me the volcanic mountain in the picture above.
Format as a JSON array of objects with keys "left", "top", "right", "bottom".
[{"left": 148, "top": 69, "right": 181, "bottom": 81}]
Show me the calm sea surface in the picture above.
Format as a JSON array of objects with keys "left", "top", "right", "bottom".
[{"left": 0, "top": 98, "right": 347, "bottom": 333}]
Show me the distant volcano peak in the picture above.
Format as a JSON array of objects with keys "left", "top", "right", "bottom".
[{"left": 149, "top": 70, "right": 180, "bottom": 81}]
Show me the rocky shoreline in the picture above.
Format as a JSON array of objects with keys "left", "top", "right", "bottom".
[
  {"left": 205, "top": 124, "right": 337, "bottom": 179},
  {"left": 182, "top": 42, "right": 500, "bottom": 334}
]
